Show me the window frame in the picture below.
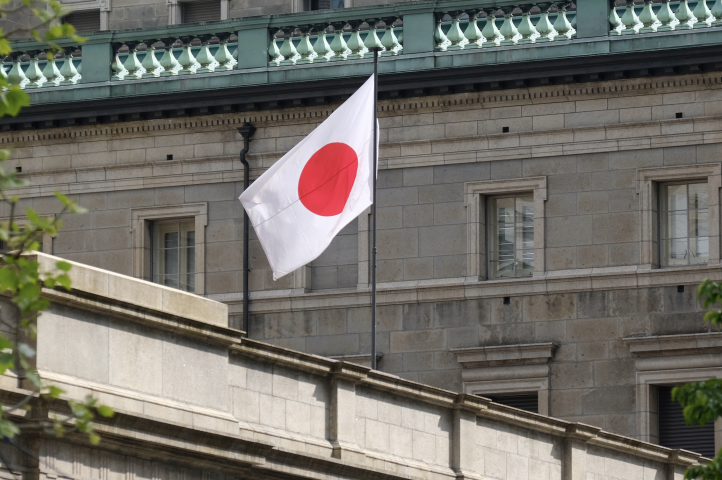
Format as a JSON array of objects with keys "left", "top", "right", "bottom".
[
  {"left": 0, "top": 215, "right": 55, "bottom": 255},
  {"left": 131, "top": 204, "right": 207, "bottom": 295},
  {"left": 637, "top": 164, "right": 721, "bottom": 269},
  {"left": 486, "top": 193, "right": 536, "bottom": 279},
  {"left": 464, "top": 177, "right": 547, "bottom": 281},
  {"left": 658, "top": 180, "right": 710, "bottom": 268},
  {"left": 152, "top": 218, "right": 197, "bottom": 293},
  {"left": 59, "top": 0, "right": 110, "bottom": 30}
]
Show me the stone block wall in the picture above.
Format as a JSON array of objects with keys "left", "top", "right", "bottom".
[{"left": 5, "top": 72, "right": 722, "bottom": 446}]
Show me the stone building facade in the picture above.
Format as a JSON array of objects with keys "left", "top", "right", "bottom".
[
  {"left": 3, "top": 0, "right": 722, "bottom": 461},
  {"left": 0, "top": 253, "right": 703, "bottom": 480}
]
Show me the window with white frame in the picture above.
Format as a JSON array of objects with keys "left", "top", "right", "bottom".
[
  {"left": 488, "top": 195, "right": 534, "bottom": 279},
  {"left": 130, "top": 203, "right": 207, "bottom": 295},
  {"left": 660, "top": 182, "right": 709, "bottom": 267},
  {"left": 152, "top": 220, "right": 196, "bottom": 292},
  {"left": 464, "top": 177, "right": 546, "bottom": 281}
]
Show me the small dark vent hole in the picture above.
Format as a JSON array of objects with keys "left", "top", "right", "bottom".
[
  {"left": 676, "top": 112, "right": 683, "bottom": 119},
  {"left": 677, "top": 285, "right": 685, "bottom": 293},
  {"left": 503, "top": 296, "right": 511, "bottom": 305},
  {"left": 15, "top": 167, "right": 21, "bottom": 173},
  {"left": 167, "top": 154, "right": 173, "bottom": 160},
  {"left": 502, "top": 126, "right": 510, "bottom": 133}
]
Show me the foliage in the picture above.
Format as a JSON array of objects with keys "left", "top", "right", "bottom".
[
  {"left": 0, "top": 0, "right": 114, "bottom": 455},
  {"left": 0, "top": 0, "right": 84, "bottom": 118},
  {"left": 672, "top": 278, "right": 722, "bottom": 479}
]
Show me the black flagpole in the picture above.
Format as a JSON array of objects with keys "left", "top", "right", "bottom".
[{"left": 371, "top": 48, "right": 380, "bottom": 370}]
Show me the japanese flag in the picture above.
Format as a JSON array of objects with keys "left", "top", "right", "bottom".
[{"left": 239, "top": 75, "right": 377, "bottom": 280}]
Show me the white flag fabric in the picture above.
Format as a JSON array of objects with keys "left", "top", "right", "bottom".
[{"left": 239, "top": 75, "right": 377, "bottom": 280}]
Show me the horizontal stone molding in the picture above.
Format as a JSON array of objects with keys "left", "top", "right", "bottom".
[
  {"left": 625, "top": 332, "right": 722, "bottom": 358},
  {"left": 6, "top": 116, "right": 722, "bottom": 200},
  {"left": 218, "top": 264, "right": 722, "bottom": 315},
  {"left": 452, "top": 342, "right": 556, "bottom": 368}
]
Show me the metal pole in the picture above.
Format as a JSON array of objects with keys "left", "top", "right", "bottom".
[
  {"left": 237, "top": 122, "right": 256, "bottom": 336},
  {"left": 371, "top": 48, "right": 380, "bottom": 370}
]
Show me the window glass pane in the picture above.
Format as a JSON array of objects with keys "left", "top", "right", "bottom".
[
  {"left": 662, "top": 238, "right": 688, "bottom": 266},
  {"left": 665, "top": 184, "right": 688, "bottom": 211},
  {"left": 690, "top": 237, "right": 709, "bottom": 264},
  {"left": 689, "top": 183, "right": 708, "bottom": 209},
  {"left": 662, "top": 211, "right": 687, "bottom": 240},
  {"left": 689, "top": 209, "right": 708, "bottom": 238}
]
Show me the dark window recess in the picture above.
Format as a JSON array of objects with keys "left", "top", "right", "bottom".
[
  {"left": 676, "top": 112, "right": 684, "bottom": 119},
  {"left": 311, "top": 0, "right": 343, "bottom": 10},
  {"left": 503, "top": 296, "right": 511, "bottom": 305},
  {"left": 677, "top": 285, "right": 685, "bottom": 293},
  {"left": 658, "top": 386, "right": 715, "bottom": 458},
  {"left": 15, "top": 167, "right": 21, "bottom": 173},
  {"left": 182, "top": 0, "right": 221, "bottom": 23},
  {"left": 502, "top": 126, "right": 510, "bottom": 133},
  {"left": 63, "top": 10, "right": 101, "bottom": 33},
  {"left": 487, "top": 393, "right": 538, "bottom": 414}
]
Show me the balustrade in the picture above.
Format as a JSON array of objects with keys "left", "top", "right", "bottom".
[
  {"left": 433, "top": 2, "right": 575, "bottom": 52},
  {"left": 3, "top": 0, "right": 722, "bottom": 86},
  {"left": 267, "top": 17, "right": 403, "bottom": 66},
  {"left": 612, "top": 0, "right": 722, "bottom": 34}
]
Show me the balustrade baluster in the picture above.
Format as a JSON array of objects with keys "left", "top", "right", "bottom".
[
  {"left": 517, "top": 4, "right": 538, "bottom": 44},
  {"left": 330, "top": 22, "right": 350, "bottom": 61},
  {"left": 608, "top": 0, "right": 624, "bottom": 35},
  {"left": 7, "top": 53, "right": 28, "bottom": 88},
  {"left": 364, "top": 18, "right": 385, "bottom": 53},
  {"left": 214, "top": 32, "right": 238, "bottom": 70},
  {"left": 196, "top": 35, "right": 218, "bottom": 72},
  {"left": 481, "top": 8, "right": 501, "bottom": 47},
  {"left": 24, "top": 51, "right": 45, "bottom": 89},
  {"left": 712, "top": 0, "right": 722, "bottom": 26},
  {"left": 380, "top": 17, "right": 402, "bottom": 55},
  {"left": 123, "top": 41, "right": 146, "bottom": 79},
  {"left": 159, "top": 38, "right": 181, "bottom": 75},
  {"left": 656, "top": 0, "right": 677, "bottom": 30},
  {"left": 295, "top": 25, "right": 316, "bottom": 64},
  {"left": 313, "top": 23, "right": 333, "bottom": 62},
  {"left": 346, "top": 20, "right": 367, "bottom": 59},
  {"left": 268, "top": 30, "right": 283, "bottom": 66},
  {"left": 0, "top": 58, "right": 7, "bottom": 81},
  {"left": 639, "top": 0, "right": 658, "bottom": 33},
  {"left": 434, "top": 13, "right": 451, "bottom": 51},
  {"left": 141, "top": 40, "right": 163, "bottom": 78},
  {"left": 536, "top": 3, "right": 557, "bottom": 41},
  {"left": 499, "top": 6, "right": 519, "bottom": 45},
  {"left": 110, "top": 43, "right": 129, "bottom": 80},
  {"left": 553, "top": 1, "right": 575, "bottom": 40},
  {"left": 620, "top": 0, "right": 641, "bottom": 34},
  {"left": 462, "top": 9, "right": 483, "bottom": 49},
  {"left": 178, "top": 36, "right": 199, "bottom": 74},
  {"left": 675, "top": 0, "right": 695, "bottom": 29},
  {"left": 693, "top": 0, "right": 712, "bottom": 27},
  {"left": 279, "top": 28, "right": 300, "bottom": 65},
  {"left": 446, "top": 11, "right": 466, "bottom": 50},
  {"left": 58, "top": 48, "right": 81, "bottom": 85}
]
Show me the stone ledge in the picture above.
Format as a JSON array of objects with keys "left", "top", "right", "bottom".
[
  {"left": 29, "top": 252, "right": 229, "bottom": 328},
  {"left": 452, "top": 343, "right": 557, "bottom": 368},
  {"left": 224, "top": 264, "right": 722, "bottom": 315},
  {"left": 625, "top": 332, "right": 722, "bottom": 357}
]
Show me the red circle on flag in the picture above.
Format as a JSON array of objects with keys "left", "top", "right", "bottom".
[{"left": 298, "top": 142, "right": 358, "bottom": 217}]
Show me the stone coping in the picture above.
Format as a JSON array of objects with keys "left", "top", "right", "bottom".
[
  {"left": 451, "top": 342, "right": 557, "bottom": 368},
  {"left": 28, "top": 252, "right": 230, "bottom": 329},
  {"left": 231, "top": 337, "right": 704, "bottom": 466},
  {"left": 625, "top": 332, "right": 722, "bottom": 357}
]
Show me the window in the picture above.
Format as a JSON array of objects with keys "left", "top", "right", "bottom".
[
  {"left": 311, "top": 0, "right": 343, "bottom": 10},
  {"left": 488, "top": 195, "right": 534, "bottom": 278},
  {"left": 660, "top": 182, "right": 708, "bottom": 266},
  {"left": 637, "top": 164, "right": 721, "bottom": 268},
  {"left": 658, "top": 385, "right": 715, "bottom": 458},
  {"left": 130, "top": 203, "right": 207, "bottom": 295},
  {"left": 153, "top": 220, "right": 196, "bottom": 292},
  {"left": 182, "top": 0, "right": 220, "bottom": 23},
  {"left": 63, "top": 10, "right": 101, "bottom": 32},
  {"left": 486, "top": 393, "right": 538, "bottom": 414},
  {"left": 464, "top": 177, "right": 547, "bottom": 281}
]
